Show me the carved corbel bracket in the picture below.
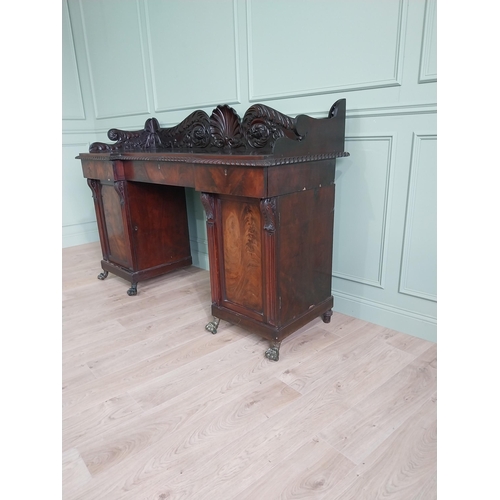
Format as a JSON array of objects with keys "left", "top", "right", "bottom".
[
  {"left": 260, "top": 198, "right": 277, "bottom": 233},
  {"left": 87, "top": 179, "right": 100, "bottom": 200},
  {"left": 200, "top": 192, "right": 216, "bottom": 224},
  {"left": 114, "top": 181, "right": 126, "bottom": 206}
]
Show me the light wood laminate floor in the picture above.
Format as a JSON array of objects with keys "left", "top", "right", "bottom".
[{"left": 62, "top": 242, "right": 437, "bottom": 500}]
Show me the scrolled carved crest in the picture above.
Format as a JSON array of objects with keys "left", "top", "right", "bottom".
[{"left": 87, "top": 100, "right": 347, "bottom": 155}]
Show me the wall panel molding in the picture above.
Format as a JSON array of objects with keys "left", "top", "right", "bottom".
[
  {"left": 399, "top": 133, "right": 437, "bottom": 301},
  {"left": 62, "top": 0, "right": 86, "bottom": 120},
  {"left": 79, "top": 0, "right": 151, "bottom": 120},
  {"left": 418, "top": 0, "right": 437, "bottom": 83},
  {"left": 333, "top": 135, "right": 394, "bottom": 289},
  {"left": 62, "top": 141, "right": 99, "bottom": 247},
  {"left": 304, "top": 103, "right": 437, "bottom": 121},
  {"left": 346, "top": 103, "right": 437, "bottom": 119},
  {"left": 145, "top": 0, "right": 240, "bottom": 113},
  {"left": 247, "top": 0, "right": 408, "bottom": 102}
]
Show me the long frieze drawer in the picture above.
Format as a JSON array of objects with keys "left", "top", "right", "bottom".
[
  {"left": 123, "top": 161, "right": 196, "bottom": 188},
  {"left": 81, "top": 159, "right": 114, "bottom": 182},
  {"left": 194, "top": 165, "right": 266, "bottom": 198}
]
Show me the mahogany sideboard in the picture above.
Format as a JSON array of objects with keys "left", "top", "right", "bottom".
[{"left": 77, "top": 100, "right": 349, "bottom": 360}]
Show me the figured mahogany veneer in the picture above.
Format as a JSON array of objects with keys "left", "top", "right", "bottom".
[{"left": 78, "top": 100, "right": 348, "bottom": 359}]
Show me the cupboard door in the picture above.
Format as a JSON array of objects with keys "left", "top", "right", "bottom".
[
  {"left": 220, "top": 196, "right": 264, "bottom": 322},
  {"left": 101, "top": 181, "right": 134, "bottom": 269}
]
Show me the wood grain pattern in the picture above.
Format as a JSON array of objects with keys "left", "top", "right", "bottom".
[
  {"left": 237, "top": 437, "right": 355, "bottom": 500},
  {"left": 319, "top": 345, "right": 437, "bottom": 464},
  {"left": 221, "top": 197, "right": 263, "bottom": 313},
  {"left": 101, "top": 183, "right": 132, "bottom": 268},
  {"left": 62, "top": 242, "right": 436, "bottom": 500},
  {"left": 63, "top": 394, "right": 143, "bottom": 452},
  {"left": 328, "top": 395, "right": 437, "bottom": 499},
  {"left": 62, "top": 448, "right": 93, "bottom": 497},
  {"left": 194, "top": 164, "right": 266, "bottom": 197}
]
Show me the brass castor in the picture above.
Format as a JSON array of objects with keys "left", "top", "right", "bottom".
[
  {"left": 265, "top": 341, "right": 282, "bottom": 361},
  {"left": 205, "top": 317, "right": 220, "bottom": 334},
  {"left": 322, "top": 309, "right": 333, "bottom": 323}
]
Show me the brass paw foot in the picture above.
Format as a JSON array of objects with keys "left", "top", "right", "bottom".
[
  {"left": 265, "top": 341, "right": 281, "bottom": 361},
  {"left": 205, "top": 317, "right": 220, "bottom": 334},
  {"left": 97, "top": 271, "right": 109, "bottom": 280}
]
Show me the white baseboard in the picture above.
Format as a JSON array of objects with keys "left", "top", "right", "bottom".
[
  {"left": 62, "top": 222, "right": 99, "bottom": 248},
  {"left": 333, "top": 290, "right": 436, "bottom": 342}
]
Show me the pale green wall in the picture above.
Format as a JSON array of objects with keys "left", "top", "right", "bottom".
[{"left": 62, "top": 0, "right": 437, "bottom": 341}]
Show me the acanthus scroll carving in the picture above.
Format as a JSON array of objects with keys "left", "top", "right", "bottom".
[
  {"left": 242, "top": 104, "right": 301, "bottom": 150},
  {"left": 91, "top": 118, "right": 162, "bottom": 152},
  {"left": 88, "top": 103, "right": 306, "bottom": 154},
  {"left": 159, "top": 110, "right": 211, "bottom": 149}
]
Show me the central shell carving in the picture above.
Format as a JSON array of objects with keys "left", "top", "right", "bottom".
[{"left": 210, "top": 105, "right": 243, "bottom": 149}]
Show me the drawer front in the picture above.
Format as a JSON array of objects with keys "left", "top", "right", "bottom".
[
  {"left": 124, "top": 161, "right": 195, "bottom": 188},
  {"left": 81, "top": 160, "right": 114, "bottom": 182},
  {"left": 195, "top": 165, "right": 266, "bottom": 198}
]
